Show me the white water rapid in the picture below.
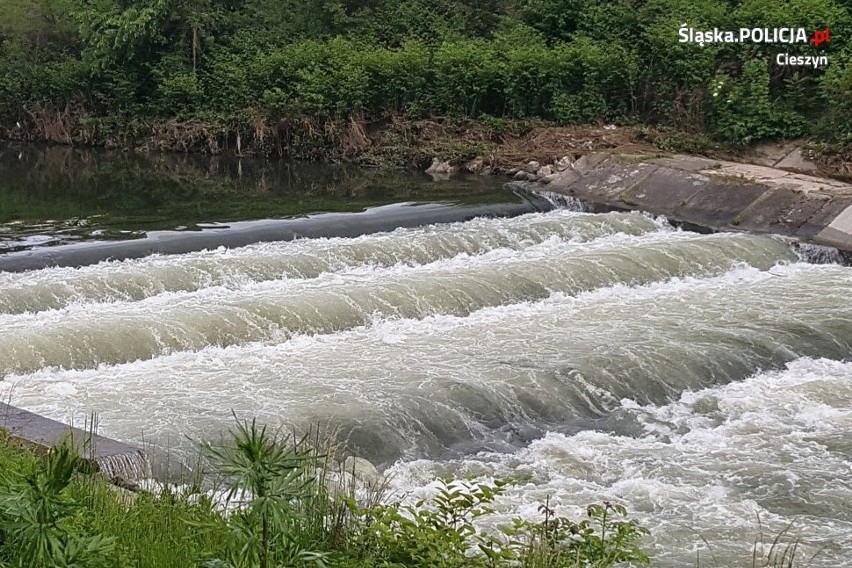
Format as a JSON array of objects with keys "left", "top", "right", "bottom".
[{"left": 2, "top": 208, "right": 850, "bottom": 565}]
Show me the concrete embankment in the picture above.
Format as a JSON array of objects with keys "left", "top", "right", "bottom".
[
  {"left": 0, "top": 402, "right": 149, "bottom": 484},
  {"left": 538, "top": 153, "right": 852, "bottom": 253}
]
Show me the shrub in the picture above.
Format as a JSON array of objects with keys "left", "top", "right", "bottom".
[
  {"left": 709, "top": 59, "right": 807, "bottom": 146},
  {"left": 0, "top": 443, "right": 115, "bottom": 568},
  {"left": 348, "top": 477, "right": 650, "bottom": 568}
]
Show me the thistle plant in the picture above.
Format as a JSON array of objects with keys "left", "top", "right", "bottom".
[
  {"left": 198, "top": 418, "right": 331, "bottom": 568},
  {"left": 0, "top": 442, "right": 114, "bottom": 568}
]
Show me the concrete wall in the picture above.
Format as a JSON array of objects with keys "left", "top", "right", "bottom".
[
  {"left": 0, "top": 402, "right": 149, "bottom": 484},
  {"left": 544, "top": 153, "right": 852, "bottom": 252}
]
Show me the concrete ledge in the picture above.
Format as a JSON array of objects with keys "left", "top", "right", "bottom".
[
  {"left": 818, "top": 205, "right": 852, "bottom": 249},
  {"left": 0, "top": 402, "right": 149, "bottom": 483},
  {"left": 544, "top": 153, "right": 852, "bottom": 252}
]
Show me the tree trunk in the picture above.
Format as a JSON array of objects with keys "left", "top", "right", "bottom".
[{"left": 192, "top": 26, "right": 199, "bottom": 73}]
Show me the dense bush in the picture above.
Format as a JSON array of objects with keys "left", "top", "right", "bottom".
[{"left": 0, "top": 0, "right": 849, "bottom": 150}]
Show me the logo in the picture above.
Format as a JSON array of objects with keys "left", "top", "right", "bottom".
[
  {"left": 809, "top": 27, "right": 830, "bottom": 47},
  {"left": 678, "top": 24, "right": 831, "bottom": 69}
]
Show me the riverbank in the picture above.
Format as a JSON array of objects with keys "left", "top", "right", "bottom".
[
  {"left": 4, "top": 117, "right": 851, "bottom": 183},
  {"left": 0, "top": 402, "right": 149, "bottom": 485},
  {"left": 0, "top": 420, "right": 652, "bottom": 568},
  {"left": 524, "top": 151, "right": 852, "bottom": 255},
  {"left": 407, "top": 123, "right": 852, "bottom": 255},
  {"left": 0, "top": 116, "right": 658, "bottom": 167}
]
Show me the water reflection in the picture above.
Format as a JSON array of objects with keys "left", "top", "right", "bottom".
[{"left": 0, "top": 143, "right": 511, "bottom": 248}]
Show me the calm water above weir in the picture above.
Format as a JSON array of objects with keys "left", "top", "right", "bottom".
[
  {"left": 1, "top": 145, "right": 852, "bottom": 566},
  {"left": 0, "top": 143, "right": 536, "bottom": 268}
]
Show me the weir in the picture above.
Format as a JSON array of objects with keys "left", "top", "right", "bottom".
[
  {"left": 791, "top": 241, "right": 852, "bottom": 265},
  {"left": 0, "top": 230, "right": 793, "bottom": 375},
  {"left": 0, "top": 198, "right": 553, "bottom": 273},
  {"left": 2, "top": 187, "right": 852, "bottom": 566},
  {"left": 0, "top": 402, "right": 150, "bottom": 483},
  {"left": 529, "top": 187, "right": 852, "bottom": 265}
]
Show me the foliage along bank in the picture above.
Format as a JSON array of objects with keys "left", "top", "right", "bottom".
[
  {"left": 0, "top": 0, "right": 849, "bottom": 161},
  {"left": 0, "top": 421, "right": 650, "bottom": 568}
]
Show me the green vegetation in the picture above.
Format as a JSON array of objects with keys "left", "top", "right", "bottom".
[
  {"left": 0, "top": 0, "right": 849, "bottom": 159},
  {"left": 0, "top": 422, "right": 650, "bottom": 568}
]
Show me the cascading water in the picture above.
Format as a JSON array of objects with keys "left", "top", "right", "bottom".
[
  {"left": 96, "top": 451, "right": 153, "bottom": 483},
  {"left": 793, "top": 241, "right": 851, "bottom": 265},
  {"left": 530, "top": 189, "right": 590, "bottom": 212},
  {"left": 1, "top": 207, "right": 851, "bottom": 566}
]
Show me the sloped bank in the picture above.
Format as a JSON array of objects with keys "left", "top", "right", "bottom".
[
  {"left": 532, "top": 153, "right": 852, "bottom": 254},
  {"left": 0, "top": 402, "right": 149, "bottom": 485}
]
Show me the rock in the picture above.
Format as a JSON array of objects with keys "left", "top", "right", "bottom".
[
  {"left": 775, "top": 147, "right": 818, "bottom": 172},
  {"left": 537, "top": 165, "right": 554, "bottom": 177},
  {"left": 464, "top": 157, "right": 485, "bottom": 174},
  {"left": 343, "top": 456, "right": 380, "bottom": 484},
  {"left": 572, "top": 153, "right": 611, "bottom": 174},
  {"left": 547, "top": 168, "right": 582, "bottom": 190},
  {"left": 527, "top": 160, "right": 541, "bottom": 172},
  {"left": 514, "top": 170, "right": 538, "bottom": 182},
  {"left": 425, "top": 157, "right": 456, "bottom": 175},
  {"left": 603, "top": 124, "right": 617, "bottom": 130},
  {"left": 507, "top": 168, "right": 519, "bottom": 175},
  {"left": 540, "top": 173, "right": 560, "bottom": 184},
  {"left": 107, "top": 483, "right": 139, "bottom": 507},
  {"left": 555, "top": 156, "right": 573, "bottom": 172},
  {"left": 111, "top": 476, "right": 141, "bottom": 492}
]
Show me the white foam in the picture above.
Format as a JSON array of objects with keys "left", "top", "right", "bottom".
[
  {"left": 385, "top": 358, "right": 852, "bottom": 567},
  {"left": 0, "top": 210, "right": 666, "bottom": 315},
  {"left": 0, "top": 231, "right": 794, "bottom": 374},
  {"left": 2, "top": 260, "right": 849, "bottom": 464}
]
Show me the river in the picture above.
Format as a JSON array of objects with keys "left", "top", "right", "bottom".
[{"left": 1, "top": 145, "right": 851, "bottom": 566}]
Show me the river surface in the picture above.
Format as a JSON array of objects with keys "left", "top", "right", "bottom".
[{"left": 1, "top": 145, "right": 851, "bottom": 566}]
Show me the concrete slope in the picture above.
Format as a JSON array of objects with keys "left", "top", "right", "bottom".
[
  {"left": 0, "top": 402, "right": 149, "bottom": 483},
  {"left": 545, "top": 153, "right": 852, "bottom": 252}
]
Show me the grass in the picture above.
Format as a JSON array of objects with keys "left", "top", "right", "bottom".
[
  {"left": 690, "top": 523, "right": 820, "bottom": 568},
  {"left": 0, "top": 429, "right": 39, "bottom": 475},
  {"left": 74, "top": 482, "right": 228, "bottom": 567},
  {"left": 0, "top": 420, "right": 653, "bottom": 568}
]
